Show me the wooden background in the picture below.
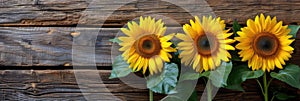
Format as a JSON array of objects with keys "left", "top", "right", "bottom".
[{"left": 1, "top": 0, "right": 300, "bottom": 100}]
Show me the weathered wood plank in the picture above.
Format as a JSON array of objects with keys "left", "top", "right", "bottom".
[
  {"left": 1, "top": 0, "right": 300, "bottom": 27},
  {"left": 0, "top": 27, "right": 113, "bottom": 66},
  {"left": 1, "top": 27, "right": 300, "bottom": 66},
  {"left": 1, "top": 70, "right": 299, "bottom": 100}
]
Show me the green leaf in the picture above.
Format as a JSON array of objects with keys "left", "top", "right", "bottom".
[
  {"left": 109, "top": 37, "right": 121, "bottom": 44},
  {"left": 161, "top": 90, "right": 198, "bottom": 101},
  {"left": 187, "top": 90, "right": 198, "bottom": 101},
  {"left": 275, "top": 92, "right": 296, "bottom": 100},
  {"left": 162, "top": 80, "right": 198, "bottom": 101},
  {"left": 209, "top": 61, "right": 233, "bottom": 87},
  {"left": 199, "top": 62, "right": 232, "bottom": 88},
  {"left": 161, "top": 95, "right": 182, "bottom": 101},
  {"left": 178, "top": 72, "right": 200, "bottom": 82},
  {"left": 233, "top": 20, "right": 242, "bottom": 37},
  {"left": 147, "top": 63, "right": 179, "bottom": 94},
  {"left": 288, "top": 25, "right": 300, "bottom": 38},
  {"left": 225, "top": 65, "right": 264, "bottom": 91},
  {"left": 199, "top": 70, "right": 211, "bottom": 78},
  {"left": 109, "top": 55, "right": 132, "bottom": 79},
  {"left": 270, "top": 64, "right": 300, "bottom": 89}
]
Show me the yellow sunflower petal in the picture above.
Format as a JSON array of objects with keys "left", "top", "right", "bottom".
[
  {"left": 282, "top": 46, "right": 294, "bottom": 51},
  {"left": 160, "top": 33, "right": 175, "bottom": 42},
  {"left": 180, "top": 53, "right": 194, "bottom": 66},
  {"left": 277, "top": 57, "right": 286, "bottom": 65},
  {"left": 178, "top": 42, "right": 193, "bottom": 47},
  {"left": 149, "top": 58, "right": 157, "bottom": 75},
  {"left": 202, "top": 57, "right": 208, "bottom": 71},
  {"left": 157, "top": 27, "right": 167, "bottom": 36},
  {"left": 159, "top": 50, "right": 170, "bottom": 62},
  {"left": 265, "top": 15, "right": 272, "bottom": 31},
  {"left": 161, "top": 42, "right": 172, "bottom": 47},
  {"left": 254, "top": 15, "right": 262, "bottom": 33},
  {"left": 154, "top": 56, "right": 164, "bottom": 72},
  {"left": 271, "top": 21, "right": 283, "bottom": 34},
  {"left": 183, "top": 24, "right": 198, "bottom": 38},
  {"left": 143, "top": 58, "right": 148, "bottom": 74},
  {"left": 275, "top": 58, "right": 283, "bottom": 69},
  {"left": 208, "top": 57, "right": 215, "bottom": 70},
  {"left": 136, "top": 57, "right": 144, "bottom": 71},
  {"left": 192, "top": 55, "right": 201, "bottom": 70},
  {"left": 247, "top": 19, "right": 257, "bottom": 34},
  {"left": 225, "top": 44, "right": 235, "bottom": 50},
  {"left": 133, "top": 56, "right": 142, "bottom": 71},
  {"left": 256, "top": 57, "right": 262, "bottom": 70},
  {"left": 139, "top": 16, "right": 145, "bottom": 29},
  {"left": 260, "top": 13, "right": 266, "bottom": 30},
  {"left": 128, "top": 53, "right": 139, "bottom": 64},
  {"left": 213, "top": 56, "right": 221, "bottom": 67},
  {"left": 176, "top": 33, "right": 193, "bottom": 42},
  {"left": 223, "top": 39, "right": 236, "bottom": 44},
  {"left": 226, "top": 51, "right": 232, "bottom": 59}
]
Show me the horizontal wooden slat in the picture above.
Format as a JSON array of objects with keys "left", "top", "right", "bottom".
[
  {"left": 1, "top": 27, "right": 300, "bottom": 66},
  {"left": 1, "top": 0, "right": 300, "bottom": 101},
  {"left": 1, "top": 70, "right": 299, "bottom": 100},
  {"left": 0, "top": 27, "right": 113, "bottom": 66},
  {"left": 1, "top": 0, "right": 300, "bottom": 27}
]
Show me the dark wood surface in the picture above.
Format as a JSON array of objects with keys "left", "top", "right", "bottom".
[
  {"left": 1, "top": 0, "right": 300, "bottom": 27},
  {"left": 2, "top": 70, "right": 298, "bottom": 101},
  {"left": 0, "top": 70, "right": 299, "bottom": 100},
  {"left": 0, "top": 27, "right": 299, "bottom": 67},
  {"left": 1, "top": 0, "right": 300, "bottom": 100}
]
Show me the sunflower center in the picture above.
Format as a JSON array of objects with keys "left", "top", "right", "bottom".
[
  {"left": 195, "top": 34, "right": 218, "bottom": 56},
  {"left": 135, "top": 34, "right": 161, "bottom": 58},
  {"left": 253, "top": 33, "right": 279, "bottom": 57}
]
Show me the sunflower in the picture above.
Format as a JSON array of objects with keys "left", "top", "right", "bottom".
[
  {"left": 235, "top": 14, "right": 294, "bottom": 72},
  {"left": 176, "top": 16, "right": 235, "bottom": 72},
  {"left": 118, "top": 16, "right": 176, "bottom": 75}
]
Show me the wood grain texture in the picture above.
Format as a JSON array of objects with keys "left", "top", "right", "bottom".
[
  {"left": 1, "top": 27, "right": 300, "bottom": 66},
  {"left": 1, "top": 70, "right": 299, "bottom": 101},
  {"left": 0, "top": 27, "right": 112, "bottom": 66},
  {"left": 1, "top": 0, "right": 300, "bottom": 100},
  {"left": 0, "top": 27, "right": 182, "bottom": 66},
  {"left": 1, "top": 0, "right": 300, "bottom": 27}
]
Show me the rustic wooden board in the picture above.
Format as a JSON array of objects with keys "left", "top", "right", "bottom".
[
  {"left": 1, "top": 27, "right": 300, "bottom": 66},
  {"left": 0, "top": 27, "right": 300, "bottom": 66},
  {"left": 0, "top": 27, "right": 111, "bottom": 66},
  {"left": 1, "top": 0, "right": 300, "bottom": 100},
  {"left": 1, "top": 0, "right": 300, "bottom": 27},
  {"left": 0, "top": 27, "right": 178, "bottom": 66},
  {"left": 1, "top": 70, "right": 298, "bottom": 101}
]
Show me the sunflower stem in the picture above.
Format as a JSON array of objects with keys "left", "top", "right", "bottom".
[
  {"left": 263, "top": 72, "right": 268, "bottom": 101},
  {"left": 207, "top": 80, "right": 212, "bottom": 101},
  {"left": 149, "top": 89, "right": 153, "bottom": 101}
]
